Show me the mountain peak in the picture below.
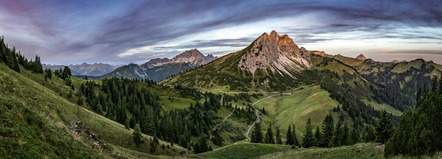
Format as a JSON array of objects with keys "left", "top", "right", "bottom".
[
  {"left": 270, "top": 30, "right": 279, "bottom": 38},
  {"left": 171, "top": 49, "right": 206, "bottom": 65},
  {"left": 238, "top": 30, "right": 311, "bottom": 77},
  {"left": 356, "top": 54, "right": 367, "bottom": 61}
]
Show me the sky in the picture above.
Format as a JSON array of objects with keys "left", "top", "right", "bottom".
[{"left": 0, "top": 0, "right": 441, "bottom": 65}]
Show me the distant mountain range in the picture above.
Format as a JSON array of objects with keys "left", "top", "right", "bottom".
[
  {"left": 99, "top": 49, "right": 217, "bottom": 81},
  {"left": 43, "top": 63, "right": 121, "bottom": 76}
]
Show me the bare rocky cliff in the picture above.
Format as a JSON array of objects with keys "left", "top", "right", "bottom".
[{"left": 238, "top": 30, "right": 311, "bottom": 77}]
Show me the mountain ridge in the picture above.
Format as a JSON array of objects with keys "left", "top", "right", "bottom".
[
  {"left": 43, "top": 62, "right": 120, "bottom": 76},
  {"left": 100, "top": 49, "right": 217, "bottom": 81}
]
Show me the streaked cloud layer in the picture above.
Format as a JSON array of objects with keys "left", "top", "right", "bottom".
[{"left": 0, "top": 0, "right": 441, "bottom": 64}]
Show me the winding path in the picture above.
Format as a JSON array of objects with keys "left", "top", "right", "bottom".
[
  {"left": 244, "top": 92, "right": 292, "bottom": 139},
  {"left": 212, "top": 109, "right": 234, "bottom": 131},
  {"left": 245, "top": 109, "right": 260, "bottom": 140}
]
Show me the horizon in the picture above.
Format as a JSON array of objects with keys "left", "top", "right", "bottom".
[{"left": 1, "top": 0, "right": 441, "bottom": 65}]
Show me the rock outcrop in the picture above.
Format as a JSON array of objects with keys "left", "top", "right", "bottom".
[
  {"left": 238, "top": 30, "right": 311, "bottom": 77},
  {"left": 310, "top": 50, "right": 326, "bottom": 56},
  {"left": 356, "top": 54, "right": 367, "bottom": 61}
]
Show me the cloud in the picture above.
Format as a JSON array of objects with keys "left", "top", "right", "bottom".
[{"left": 0, "top": 0, "right": 440, "bottom": 64}]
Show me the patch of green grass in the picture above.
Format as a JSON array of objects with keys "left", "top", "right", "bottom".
[
  {"left": 197, "top": 143, "right": 290, "bottom": 159},
  {"left": 362, "top": 99, "right": 402, "bottom": 116},
  {"left": 254, "top": 86, "right": 338, "bottom": 134},
  {"left": 391, "top": 60, "right": 423, "bottom": 73},
  {"left": 257, "top": 143, "right": 384, "bottom": 159},
  {"left": 159, "top": 96, "right": 194, "bottom": 110}
]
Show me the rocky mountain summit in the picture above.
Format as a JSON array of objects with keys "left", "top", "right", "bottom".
[
  {"left": 355, "top": 54, "right": 367, "bottom": 61},
  {"left": 140, "top": 49, "right": 215, "bottom": 68},
  {"left": 238, "top": 30, "right": 311, "bottom": 77}
]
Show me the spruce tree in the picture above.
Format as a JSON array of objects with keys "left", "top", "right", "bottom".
[
  {"left": 416, "top": 87, "right": 422, "bottom": 106},
  {"left": 11, "top": 51, "right": 20, "bottom": 72},
  {"left": 375, "top": 111, "right": 393, "bottom": 144},
  {"left": 133, "top": 124, "right": 142, "bottom": 145},
  {"left": 292, "top": 124, "right": 299, "bottom": 146},
  {"left": 314, "top": 126, "right": 321, "bottom": 147},
  {"left": 331, "top": 118, "right": 343, "bottom": 147},
  {"left": 286, "top": 125, "right": 293, "bottom": 145},
  {"left": 251, "top": 122, "right": 263, "bottom": 143},
  {"left": 264, "top": 123, "right": 275, "bottom": 144},
  {"left": 349, "top": 128, "right": 358, "bottom": 145},
  {"left": 275, "top": 127, "right": 282, "bottom": 144},
  {"left": 340, "top": 124, "right": 349, "bottom": 145},
  {"left": 302, "top": 118, "right": 314, "bottom": 148},
  {"left": 321, "top": 114, "right": 334, "bottom": 147},
  {"left": 211, "top": 129, "right": 223, "bottom": 146}
]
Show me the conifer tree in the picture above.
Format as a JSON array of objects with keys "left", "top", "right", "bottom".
[
  {"left": 251, "top": 122, "right": 263, "bottom": 143},
  {"left": 321, "top": 114, "right": 334, "bottom": 147},
  {"left": 416, "top": 87, "right": 422, "bottom": 106},
  {"left": 275, "top": 127, "right": 282, "bottom": 144},
  {"left": 264, "top": 123, "right": 275, "bottom": 144},
  {"left": 133, "top": 124, "right": 142, "bottom": 145},
  {"left": 331, "top": 118, "right": 343, "bottom": 147},
  {"left": 211, "top": 129, "right": 223, "bottom": 146},
  {"left": 349, "top": 128, "right": 358, "bottom": 145},
  {"left": 340, "top": 124, "right": 349, "bottom": 145},
  {"left": 292, "top": 124, "right": 299, "bottom": 146},
  {"left": 314, "top": 126, "right": 321, "bottom": 147},
  {"left": 302, "top": 118, "right": 314, "bottom": 148},
  {"left": 375, "top": 111, "right": 393, "bottom": 144},
  {"left": 286, "top": 125, "right": 293, "bottom": 145}
]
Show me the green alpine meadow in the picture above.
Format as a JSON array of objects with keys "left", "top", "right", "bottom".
[{"left": 1, "top": 0, "right": 442, "bottom": 158}]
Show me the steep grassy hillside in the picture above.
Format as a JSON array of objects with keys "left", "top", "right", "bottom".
[
  {"left": 0, "top": 64, "right": 188, "bottom": 158},
  {"left": 253, "top": 86, "right": 339, "bottom": 134}
]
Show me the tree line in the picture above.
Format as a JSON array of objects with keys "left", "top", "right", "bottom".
[{"left": 0, "top": 36, "right": 43, "bottom": 73}]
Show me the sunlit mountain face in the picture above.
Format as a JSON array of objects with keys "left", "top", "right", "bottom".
[{"left": 0, "top": 0, "right": 440, "bottom": 65}]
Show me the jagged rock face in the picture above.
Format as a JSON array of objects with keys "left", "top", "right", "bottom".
[
  {"left": 238, "top": 30, "right": 311, "bottom": 77},
  {"left": 356, "top": 54, "right": 367, "bottom": 61},
  {"left": 171, "top": 49, "right": 209, "bottom": 65}
]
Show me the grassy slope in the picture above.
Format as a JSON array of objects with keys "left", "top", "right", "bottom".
[
  {"left": 197, "top": 143, "right": 290, "bottom": 159},
  {"left": 196, "top": 142, "right": 442, "bottom": 159},
  {"left": 253, "top": 86, "right": 338, "bottom": 134},
  {"left": 391, "top": 60, "right": 423, "bottom": 73},
  {"left": 258, "top": 143, "right": 384, "bottom": 159},
  {"left": 0, "top": 64, "right": 187, "bottom": 158},
  {"left": 362, "top": 99, "right": 403, "bottom": 116}
]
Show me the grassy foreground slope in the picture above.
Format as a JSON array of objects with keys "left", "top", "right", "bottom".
[
  {"left": 196, "top": 142, "right": 442, "bottom": 159},
  {"left": 196, "top": 143, "right": 291, "bottom": 159},
  {"left": 0, "top": 64, "right": 187, "bottom": 158}
]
